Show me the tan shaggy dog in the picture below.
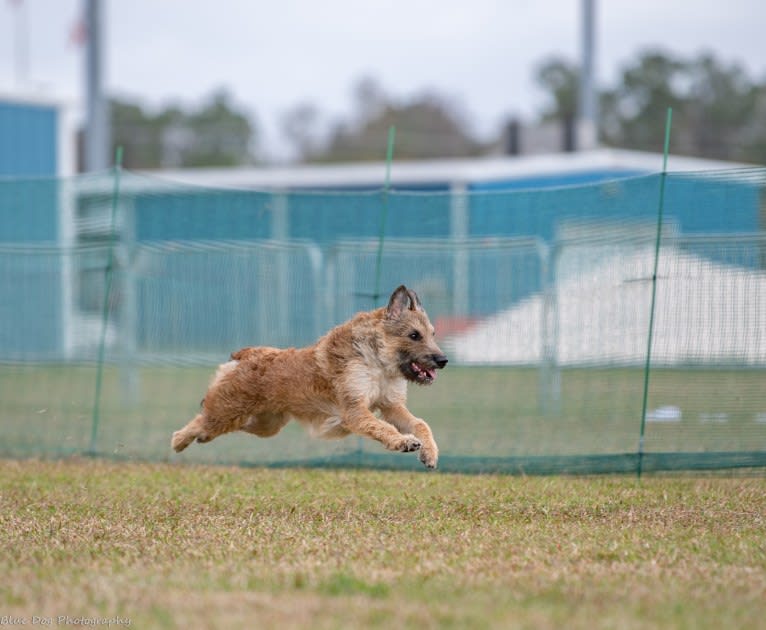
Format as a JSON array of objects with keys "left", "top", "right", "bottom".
[{"left": 171, "top": 285, "right": 448, "bottom": 468}]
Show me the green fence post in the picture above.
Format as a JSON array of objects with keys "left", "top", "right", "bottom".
[
  {"left": 372, "top": 125, "right": 396, "bottom": 304},
  {"left": 638, "top": 108, "right": 673, "bottom": 479},
  {"left": 88, "top": 146, "right": 124, "bottom": 455}
]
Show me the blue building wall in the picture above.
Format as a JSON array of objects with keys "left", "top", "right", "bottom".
[
  {"left": 0, "top": 246, "right": 64, "bottom": 359},
  {"left": 131, "top": 169, "right": 761, "bottom": 246},
  {"left": 0, "top": 177, "right": 59, "bottom": 242},
  {"left": 470, "top": 171, "right": 761, "bottom": 238},
  {"left": 135, "top": 190, "right": 272, "bottom": 241},
  {"left": 0, "top": 101, "right": 58, "bottom": 177},
  {"left": 2, "top": 153, "right": 760, "bottom": 358},
  {"left": 0, "top": 100, "right": 60, "bottom": 242},
  {"left": 467, "top": 172, "right": 761, "bottom": 312},
  {"left": 0, "top": 99, "right": 62, "bottom": 358},
  {"left": 124, "top": 169, "right": 762, "bottom": 352}
]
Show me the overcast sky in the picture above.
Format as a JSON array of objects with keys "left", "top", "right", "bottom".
[{"left": 1, "top": 0, "right": 765, "bottom": 160}]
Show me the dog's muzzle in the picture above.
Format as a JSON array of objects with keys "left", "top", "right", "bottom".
[
  {"left": 406, "top": 354, "right": 448, "bottom": 385},
  {"left": 433, "top": 354, "right": 448, "bottom": 369}
]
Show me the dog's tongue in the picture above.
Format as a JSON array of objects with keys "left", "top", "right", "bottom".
[{"left": 412, "top": 362, "right": 437, "bottom": 381}]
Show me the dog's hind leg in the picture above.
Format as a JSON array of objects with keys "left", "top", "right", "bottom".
[
  {"left": 171, "top": 413, "right": 206, "bottom": 452},
  {"left": 172, "top": 409, "right": 246, "bottom": 451},
  {"left": 171, "top": 412, "right": 234, "bottom": 451}
]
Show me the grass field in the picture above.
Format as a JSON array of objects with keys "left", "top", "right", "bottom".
[
  {"left": 1, "top": 364, "right": 765, "bottom": 472},
  {"left": 0, "top": 460, "right": 765, "bottom": 628}
]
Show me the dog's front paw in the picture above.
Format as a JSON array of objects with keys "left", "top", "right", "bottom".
[
  {"left": 419, "top": 444, "right": 439, "bottom": 469},
  {"left": 395, "top": 434, "right": 422, "bottom": 452}
]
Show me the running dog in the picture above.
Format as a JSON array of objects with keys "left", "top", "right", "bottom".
[{"left": 171, "top": 285, "right": 448, "bottom": 468}]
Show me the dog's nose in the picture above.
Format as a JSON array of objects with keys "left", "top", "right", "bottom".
[{"left": 433, "top": 354, "right": 448, "bottom": 369}]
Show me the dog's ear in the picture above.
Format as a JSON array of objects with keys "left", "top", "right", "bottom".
[
  {"left": 406, "top": 288, "right": 423, "bottom": 312},
  {"left": 386, "top": 285, "right": 422, "bottom": 319}
]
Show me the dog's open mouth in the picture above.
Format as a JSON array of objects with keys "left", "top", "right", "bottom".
[{"left": 410, "top": 361, "right": 437, "bottom": 384}]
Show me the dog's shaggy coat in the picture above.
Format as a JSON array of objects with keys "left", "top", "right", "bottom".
[{"left": 171, "top": 285, "right": 448, "bottom": 468}]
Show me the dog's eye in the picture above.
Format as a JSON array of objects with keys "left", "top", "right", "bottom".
[{"left": 408, "top": 331, "right": 422, "bottom": 341}]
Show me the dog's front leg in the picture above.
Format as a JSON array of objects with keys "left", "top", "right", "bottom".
[
  {"left": 379, "top": 403, "right": 439, "bottom": 469},
  {"left": 340, "top": 402, "right": 422, "bottom": 454}
]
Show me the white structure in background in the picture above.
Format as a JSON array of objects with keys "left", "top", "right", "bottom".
[{"left": 448, "top": 244, "right": 766, "bottom": 366}]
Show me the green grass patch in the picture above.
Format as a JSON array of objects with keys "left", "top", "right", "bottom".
[
  {"left": 318, "top": 572, "right": 390, "bottom": 598},
  {"left": 0, "top": 459, "right": 764, "bottom": 628},
  {"left": 1, "top": 364, "right": 766, "bottom": 472}
]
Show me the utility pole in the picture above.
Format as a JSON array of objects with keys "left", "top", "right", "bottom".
[
  {"left": 84, "top": 0, "right": 110, "bottom": 171},
  {"left": 578, "top": 0, "right": 598, "bottom": 150},
  {"left": 10, "top": 0, "right": 29, "bottom": 86}
]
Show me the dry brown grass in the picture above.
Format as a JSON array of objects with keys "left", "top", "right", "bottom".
[{"left": 1, "top": 459, "right": 764, "bottom": 629}]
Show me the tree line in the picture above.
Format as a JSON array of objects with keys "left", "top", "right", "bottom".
[{"left": 106, "top": 49, "right": 766, "bottom": 169}]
